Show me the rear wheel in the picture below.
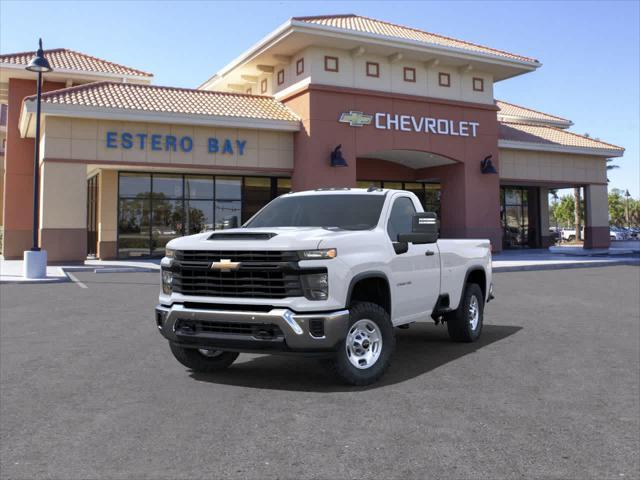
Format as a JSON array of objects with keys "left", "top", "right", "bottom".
[
  {"left": 330, "top": 301, "right": 395, "bottom": 386},
  {"left": 446, "top": 283, "right": 484, "bottom": 342},
  {"left": 169, "top": 343, "right": 239, "bottom": 372}
]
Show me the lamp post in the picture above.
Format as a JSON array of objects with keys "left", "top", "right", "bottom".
[
  {"left": 23, "top": 39, "right": 52, "bottom": 279},
  {"left": 624, "top": 189, "right": 631, "bottom": 230}
]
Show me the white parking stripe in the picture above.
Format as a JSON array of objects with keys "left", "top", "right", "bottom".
[{"left": 66, "top": 272, "right": 88, "bottom": 289}]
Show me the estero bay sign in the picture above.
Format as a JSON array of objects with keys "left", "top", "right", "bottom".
[
  {"left": 339, "top": 111, "right": 480, "bottom": 137},
  {"left": 105, "top": 131, "right": 248, "bottom": 155}
]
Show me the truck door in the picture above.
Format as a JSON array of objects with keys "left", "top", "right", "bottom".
[{"left": 386, "top": 195, "right": 441, "bottom": 323}]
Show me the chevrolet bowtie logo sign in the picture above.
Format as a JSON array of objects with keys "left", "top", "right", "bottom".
[
  {"left": 339, "top": 111, "right": 373, "bottom": 127},
  {"left": 210, "top": 259, "right": 241, "bottom": 272}
]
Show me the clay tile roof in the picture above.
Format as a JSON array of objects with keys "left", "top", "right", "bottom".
[
  {"left": 499, "top": 122, "right": 624, "bottom": 154},
  {"left": 496, "top": 100, "right": 572, "bottom": 126},
  {"left": 293, "top": 14, "right": 538, "bottom": 64},
  {"left": 27, "top": 81, "right": 299, "bottom": 122},
  {"left": 0, "top": 48, "right": 152, "bottom": 78}
]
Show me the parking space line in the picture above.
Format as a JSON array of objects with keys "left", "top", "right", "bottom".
[{"left": 66, "top": 272, "right": 88, "bottom": 289}]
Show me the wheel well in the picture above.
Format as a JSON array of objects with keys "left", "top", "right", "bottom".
[
  {"left": 466, "top": 269, "right": 486, "bottom": 299},
  {"left": 349, "top": 276, "right": 391, "bottom": 315}
]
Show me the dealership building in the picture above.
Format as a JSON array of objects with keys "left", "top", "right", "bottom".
[{"left": 0, "top": 14, "right": 624, "bottom": 261}]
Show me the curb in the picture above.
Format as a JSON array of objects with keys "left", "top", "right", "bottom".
[{"left": 494, "top": 259, "right": 640, "bottom": 273}]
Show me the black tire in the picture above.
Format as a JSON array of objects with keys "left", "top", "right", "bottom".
[
  {"left": 446, "top": 283, "right": 484, "bottom": 343},
  {"left": 330, "top": 301, "right": 395, "bottom": 386},
  {"left": 169, "top": 343, "right": 239, "bottom": 372}
]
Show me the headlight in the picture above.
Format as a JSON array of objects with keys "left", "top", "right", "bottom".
[
  {"left": 299, "top": 248, "right": 337, "bottom": 260},
  {"left": 161, "top": 269, "right": 173, "bottom": 294},
  {"left": 165, "top": 247, "right": 175, "bottom": 259},
  {"left": 301, "top": 272, "right": 328, "bottom": 301}
]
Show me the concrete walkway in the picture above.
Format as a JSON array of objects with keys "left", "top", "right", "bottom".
[{"left": 1, "top": 249, "right": 637, "bottom": 284}]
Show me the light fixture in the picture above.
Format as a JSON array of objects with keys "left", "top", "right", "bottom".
[
  {"left": 330, "top": 144, "right": 348, "bottom": 167},
  {"left": 480, "top": 155, "right": 497, "bottom": 174},
  {"left": 26, "top": 39, "right": 53, "bottom": 73}
]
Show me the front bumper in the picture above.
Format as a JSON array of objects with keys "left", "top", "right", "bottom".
[{"left": 155, "top": 304, "right": 350, "bottom": 354}]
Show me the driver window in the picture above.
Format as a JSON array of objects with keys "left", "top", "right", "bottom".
[{"left": 387, "top": 197, "right": 416, "bottom": 241}]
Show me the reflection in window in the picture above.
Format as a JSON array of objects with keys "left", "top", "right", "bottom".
[
  {"left": 243, "top": 177, "right": 272, "bottom": 222},
  {"left": 216, "top": 176, "right": 241, "bottom": 200},
  {"left": 216, "top": 201, "right": 241, "bottom": 230},
  {"left": 186, "top": 200, "right": 214, "bottom": 234},
  {"left": 276, "top": 178, "right": 291, "bottom": 197},
  {"left": 118, "top": 197, "right": 150, "bottom": 257},
  {"left": 185, "top": 176, "right": 214, "bottom": 199}
]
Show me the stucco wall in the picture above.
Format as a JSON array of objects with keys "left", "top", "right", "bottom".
[
  {"left": 42, "top": 117, "right": 294, "bottom": 171},
  {"left": 499, "top": 148, "right": 607, "bottom": 184},
  {"left": 273, "top": 46, "right": 494, "bottom": 105}
]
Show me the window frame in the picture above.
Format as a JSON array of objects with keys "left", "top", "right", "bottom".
[
  {"left": 324, "top": 55, "right": 339, "bottom": 72},
  {"left": 296, "top": 58, "right": 304, "bottom": 76},
  {"left": 386, "top": 195, "right": 417, "bottom": 242},
  {"left": 438, "top": 72, "right": 451, "bottom": 87},
  {"left": 366, "top": 61, "right": 380, "bottom": 78},
  {"left": 403, "top": 67, "right": 416, "bottom": 83},
  {"left": 277, "top": 69, "right": 284, "bottom": 85},
  {"left": 260, "top": 78, "right": 268, "bottom": 94},
  {"left": 472, "top": 77, "right": 484, "bottom": 92}
]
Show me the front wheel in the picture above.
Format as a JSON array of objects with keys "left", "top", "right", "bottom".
[
  {"left": 169, "top": 343, "right": 239, "bottom": 372},
  {"left": 330, "top": 302, "right": 395, "bottom": 386},
  {"left": 446, "top": 283, "right": 484, "bottom": 342}
]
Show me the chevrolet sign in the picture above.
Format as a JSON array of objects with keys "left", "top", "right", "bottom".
[
  {"left": 210, "top": 259, "right": 241, "bottom": 272},
  {"left": 338, "top": 111, "right": 373, "bottom": 127}
]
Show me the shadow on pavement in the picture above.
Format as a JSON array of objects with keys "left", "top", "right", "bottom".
[{"left": 189, "top": 323, "right": 522, "bottom": 392}]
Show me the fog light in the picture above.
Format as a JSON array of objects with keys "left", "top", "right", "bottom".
[
  {"left": 301, "top": 273, "right": 328, "bottom": 301},
  {"left": 162, "top": 269, "right": 173, "bottom": 294}
]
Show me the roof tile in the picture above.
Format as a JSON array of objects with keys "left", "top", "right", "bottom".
[
  {"left": 0, "top": 48, "right": 152, "bottom": 78},
  {"left": 293, "top": 14, "right": 538, "bottom": 64},
  {"left": 497, "top": 100, "right": 571, "bottom": 126},
  {"left": 499, "top": 122, "right": 623, "bottom": 152},
  {"left": 27, "top": 81, "right": 299, "bottom": 122}
]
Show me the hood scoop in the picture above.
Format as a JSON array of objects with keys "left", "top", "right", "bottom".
[{"left": 207, "top": 232, "right": 277, "bottom": 241}]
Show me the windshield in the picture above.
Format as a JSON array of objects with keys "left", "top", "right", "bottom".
[{"left": 245, "top": 194, "right": 385, "bottom": 230}]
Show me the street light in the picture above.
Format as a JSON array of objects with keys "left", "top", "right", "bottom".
[
  {"left": 625, "top": 189, "right": 631, "bottom": 230},
  {"left": 23, "top": 39, "right": 52, "bottom": 279}
]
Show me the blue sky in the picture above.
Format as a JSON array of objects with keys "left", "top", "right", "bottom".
[{"left": 1, "top": 0, "right": 638, "bottom": 196}]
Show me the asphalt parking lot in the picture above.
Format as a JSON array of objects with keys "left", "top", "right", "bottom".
[{"left": 1, "top": 266, "right": 639, "bottom": 479}]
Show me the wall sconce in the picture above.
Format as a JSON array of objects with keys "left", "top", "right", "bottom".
[
  {"left": 480, "top": 155, "right": 497, "bottom": 174},
  {"left": 330, "top": 144, "right": 348, "bottom": 167}
]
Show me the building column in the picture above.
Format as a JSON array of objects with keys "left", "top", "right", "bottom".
[
  {"left": 584, "top": 184, "right": 610, "bottom": 249},
  {"left": 539, "top": 187, "right": 553, "bottom": 247},
  {"left": 98, "top": 170, "right": 118, "bottom": 259},
  {"left": 39, "top": 161, "right": 87, "bottom": 262}
]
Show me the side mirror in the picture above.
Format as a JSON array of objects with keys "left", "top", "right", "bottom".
[
  {"left": 392, "top": 241, "right": 409, "bottom": 255},
  {"left": 397, "top": 212, "right": 439, "bottom": 244}
]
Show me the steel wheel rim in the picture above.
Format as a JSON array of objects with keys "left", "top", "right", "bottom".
[
  {"left": 345, "top": 319, "right": 383, "bottom": 369},
  {"left": 468, "top": 295, "right": 480, "bottom": 330},
  {"left": 198, "top": 348, "right": 223, "bottom": 358}
]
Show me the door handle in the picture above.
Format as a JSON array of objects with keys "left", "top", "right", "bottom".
[{"left": 425, "top": 250, "right": 435, "bottom": 256}]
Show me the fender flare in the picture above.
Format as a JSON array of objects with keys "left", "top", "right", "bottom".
[
  {"left": 462, "top": 266, "right": 488, "bottom": 299},
  {"left": 346, "top": 271, "right": 391, "bottom": 310}
]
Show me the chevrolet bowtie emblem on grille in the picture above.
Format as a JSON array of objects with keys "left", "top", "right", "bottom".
[
  {"left": 210, "top": 259, "right": 241, "bottom": 272},
  {"left": 339, "top": 111, "right": 373, "bottom": 127}
]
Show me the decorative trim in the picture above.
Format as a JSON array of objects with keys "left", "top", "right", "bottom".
[
  {"left": 324, "top": 55, "right": 339, "bottom": 72},
  {"left": 277, "top": 83, "right": 500, "bottom": 111},
  {"left": 260, "top": 78, "right": 268, "bottom": 94},
  {"left": 403, "top": 67, "right": 416, "bottom": 82},
  {"left": 245, "top": 87, "right": 252, "bottom": 94},
  {"left": 296, "top": 58, "right": 304, "bottom": 75},
  {"left": 277, "top": 69, "right": 285, "bottom": 85},
  {"left": 438, "top": 72, "right": 450, "bottom": 87},
  {"left": 366, "top": 61, "right": 380, "bottom": 78}
]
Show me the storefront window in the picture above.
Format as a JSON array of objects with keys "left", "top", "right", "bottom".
[
  {"left": 501, "top": 186, "right": 538, "bottom": 249},
  {"left": 117, "top": 173, "right": 289, "bottom": 258},
  {"left": 358, "top": 180, "right": 441, "bottom": 216}
]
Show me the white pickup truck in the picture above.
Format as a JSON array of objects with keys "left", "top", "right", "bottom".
[{"left": 155, "top": 188, "right": 494, "bottom": 385}]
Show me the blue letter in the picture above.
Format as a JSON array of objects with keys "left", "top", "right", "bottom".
[
  {"left": 222, "top": 139, "right": 233, "bottom": 154},
  {"left": 121, "top": 132, "right": 133, "bottom": 149},
  {"left": 165, "top": 135, "right": 177, "bottom": 151},
  {"left": 151, "top": 134, "right": 162, "bottom": 151},
  {"left": 106, "top": 131, "right": 117, "bottom": 148},
  {"left": 208, "top": 138, "right": 219, "bottom": 153},
  {"left": 180, "top": 136, "right": 193, "bottom": 152},
  {"left": 236, "top": 140, "right": 246, "bottom": 155},
  {"left": 136, "top": 133, "right": 147, "bottom": 149}
]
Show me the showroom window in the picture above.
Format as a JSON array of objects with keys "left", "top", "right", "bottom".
[
  {"left": 117, "top": 173, "right": 291, "bottom": 258},
  {"left": 356, "top": 180, "right": 441, "bottom": 217}
]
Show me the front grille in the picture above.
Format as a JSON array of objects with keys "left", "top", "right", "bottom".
[
  {"left": 172, "top": 250, "right": 305, "bottom": 299},
  {"left": 175, "top": 319, "right": 284, "bottom": 339}
]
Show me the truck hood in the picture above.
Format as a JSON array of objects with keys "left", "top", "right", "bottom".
[{"left": 167, "top": 227, "right": 367, "bottom": 251}]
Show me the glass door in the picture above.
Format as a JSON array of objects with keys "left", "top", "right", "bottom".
[{"left": 86, "top": 175, "right": 99, "bottom": 257}]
